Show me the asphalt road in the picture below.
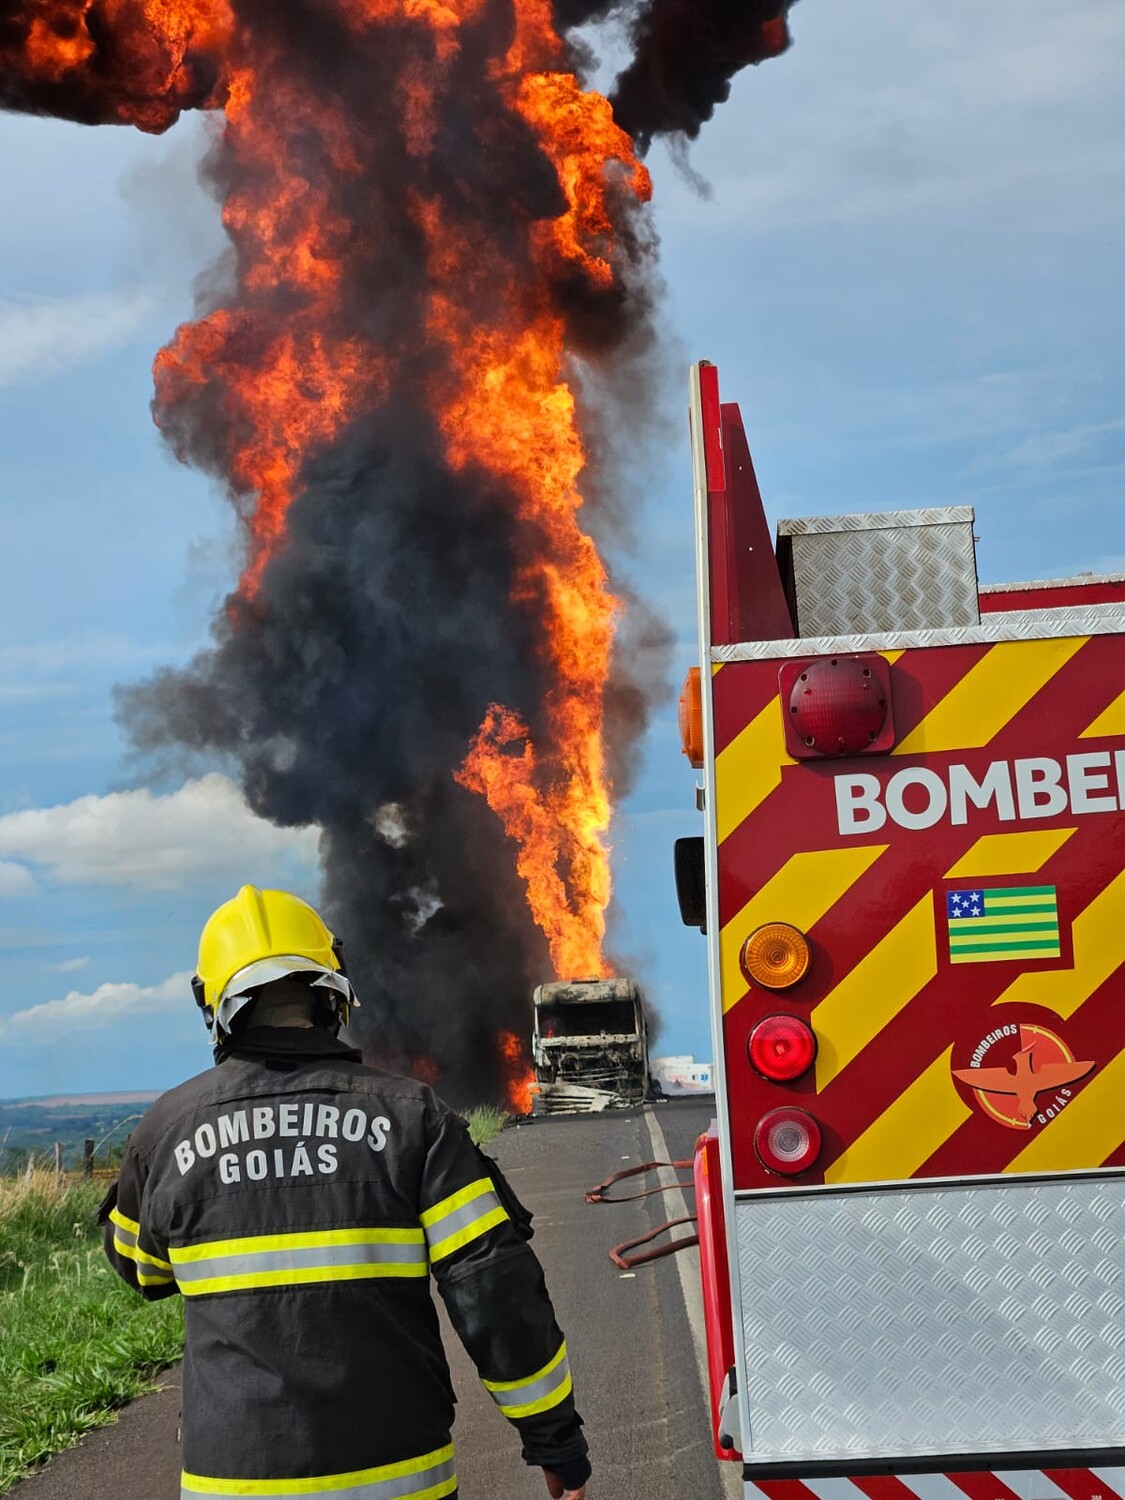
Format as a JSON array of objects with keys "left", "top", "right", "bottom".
[{"left": 10, "top": 1098, "right": 730, "bottom": 1500}]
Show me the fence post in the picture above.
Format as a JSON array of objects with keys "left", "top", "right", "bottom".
[
  {"left": 84, "top": 1139, "right": 95, "bottom": 1180},
  {"left": 54, "top": 1140, "right": 62, "bottom": 1184}
]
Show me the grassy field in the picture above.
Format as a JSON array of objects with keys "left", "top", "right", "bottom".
[{"left": 0, "top": 1171, "right": 183, "bottom": 1494}]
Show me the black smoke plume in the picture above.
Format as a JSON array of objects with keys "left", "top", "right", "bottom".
[
  {"left": 124, "top": 403, "right": 562, "bottom": 1098},
  {"left": 0, "top": 0, "right": 220, "bottom": 130},
  {"left": 3, "top": 0, "right": 794, "bottom": 1104},
  {"left": 556, "top": 0, "right": 798, "bottom": 153}
]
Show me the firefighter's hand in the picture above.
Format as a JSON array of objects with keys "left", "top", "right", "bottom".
[{"left": 543, "top": 1469, "right": 586, "bottom": 1499}]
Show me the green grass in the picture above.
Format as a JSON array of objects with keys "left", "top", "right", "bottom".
[
  {"left": 466, "top": 1105, "right": 509, "bottom": 1146},
  {"left": 0, "top": 1173, "right": 183, "bottom": 1493}
]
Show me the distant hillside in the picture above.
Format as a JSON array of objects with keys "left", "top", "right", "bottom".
[
  {"left": 11, "top": 1092, "right": 161, "bottom": 1109},
  {"left": 0, "top": 1092, "right": 162, "bottom": 1173}
]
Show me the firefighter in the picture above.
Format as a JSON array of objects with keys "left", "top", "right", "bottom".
[{"left": 102, "top": 885, "right": 591, "bottom": 1500}]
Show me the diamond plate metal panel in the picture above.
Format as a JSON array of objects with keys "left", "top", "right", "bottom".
[
  {"left": 712, "top": 603, "right": 1125, "bottom": 661},
  {"left": 735, "top": 1177, "right": 1125, "bottom": 1464},
  {"left": 778, "top": 507, "right": 975, "bottom": 536},
  {"left": 980, "top": 571, "right": 1125, "bottom": 595},
  {"left": 780, "top": 511, "right": 979, "bottom": 637}
]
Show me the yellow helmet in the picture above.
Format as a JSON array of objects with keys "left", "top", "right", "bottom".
[{"left": 193, "top": 886, "right": 353, "bottom": 1039}]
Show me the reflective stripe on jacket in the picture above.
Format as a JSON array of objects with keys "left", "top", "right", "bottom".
[
  {"left": 101, "top": 1028, "right": 587, "bottom": 1495},
  {"left": 181, "top": 1442, "right": 455, "bottom": 1499}
]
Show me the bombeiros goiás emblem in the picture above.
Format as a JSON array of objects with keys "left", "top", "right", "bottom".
[{"left": 952, "top": 1023, "right": 1095, "bottom": 1131}]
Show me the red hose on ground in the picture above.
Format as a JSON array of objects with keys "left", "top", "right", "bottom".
[{"left": 584, "top": 1160, "right": 698, "bottom": 1268}]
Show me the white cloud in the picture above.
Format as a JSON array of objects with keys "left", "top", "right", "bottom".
[
  {"left": 0, "top": 773, "right": 319, "bottom": 891},
  {"left": 45, "top": 956, "right": 90, "bottom": 973},
  {"left": 0, "top": 861, "right": 37, "bottom": 897},
  {"left": 0, "top": 971, "right": 192, "bottom": 1043},
  {"left": 969, "top": 419, "right": 1125, "bottom": 475},
  {"left": 0, "top": 290, "right": 154, "bottom": 388}
]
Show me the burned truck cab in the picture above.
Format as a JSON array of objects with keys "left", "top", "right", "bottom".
[{"left": 531, "top": 978, "right": 650, "bottom": 1110}]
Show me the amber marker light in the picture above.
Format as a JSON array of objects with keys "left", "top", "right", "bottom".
[
  {"left": 678, "top": 667, "right": 704, "bottom": 769},
  {"left": 740, "top": 922, "right": 811, "bottom": 990}
]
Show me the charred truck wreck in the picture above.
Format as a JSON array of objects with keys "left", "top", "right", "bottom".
[{"left": 531, "top": 978, "right": 651, "bottom": 1112}]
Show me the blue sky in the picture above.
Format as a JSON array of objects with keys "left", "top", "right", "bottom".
[{"left": 1, "top": 0, "right": 1123, "bottom": 1098}]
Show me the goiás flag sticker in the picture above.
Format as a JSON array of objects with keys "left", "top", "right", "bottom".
[{"left": 946, "top": 886, "right": 1061, "bottom": 964}]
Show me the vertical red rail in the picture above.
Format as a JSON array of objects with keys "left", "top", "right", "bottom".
[
  {"left": 694, "top": 1122, "right": 741, "bottom": 1461},
  {"left": 697, "top": 361, "right": 792, "bottom": 645}
]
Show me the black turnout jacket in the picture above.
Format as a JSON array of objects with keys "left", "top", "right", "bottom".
[{"left": 101, "top": 1029, "right": 589, "bottom": 1500}]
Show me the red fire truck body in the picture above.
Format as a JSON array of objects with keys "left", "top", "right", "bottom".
[{"left": 682, "top": 361, "right": 1125, "bottom": 1500}]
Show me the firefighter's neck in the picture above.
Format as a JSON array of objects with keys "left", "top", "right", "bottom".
[
  {"left": 256, "top": 1000, "right": 316, "bottom": 1029},
  {"left": 251, "top": 979, "right": 319, "bottom": 1030}
]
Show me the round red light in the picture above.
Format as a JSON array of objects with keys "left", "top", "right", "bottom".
[
  {"left": 787, "top": 656, "right": 888, "bottom": 756},
  {"left": 754, "top": 1107, "right": 822, "bottom": 1176},
  {"left": 748, "top": 1015, "right": 817, "bottom": 1081}
]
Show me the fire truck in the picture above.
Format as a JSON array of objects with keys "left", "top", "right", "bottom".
[{"left": 676, "top": 360, "right": 1125, "bottom": 1500}]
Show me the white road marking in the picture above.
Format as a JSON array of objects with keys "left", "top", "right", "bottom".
[{"left": 643, "top": 1105, "right": 742, "bottom": 1499}]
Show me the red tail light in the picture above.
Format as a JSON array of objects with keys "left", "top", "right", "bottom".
[
  {"left": 754, "top": 1108, "right": 822, "bottom": 1175},
  {"left": 748, "top": 1015, "right": 817, "bottom": 1081}
]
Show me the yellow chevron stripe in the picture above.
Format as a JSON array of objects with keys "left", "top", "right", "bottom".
[
  {"left": 1004, "top": 1045, "right": 1125, "bottom": 1175},
  {"left": 945, "top": 828, "right": 1077, "bottom": 879},
  {"left": 1080, "top": 688, "right": 1125, "bottom": 739},
  {"left": 813, "top": 897, "right": 937, "bottom": 1090},
  {"left": 714, "top": 697, "right": 793, "bottom": 844},
  {"left": 992, "top": 867, "right": 1125, "bottom": 1018},
  {"left": 719, "top": 845, "right": 887, "bottom": 1014},
  {"left": 824, "top": 1046, "right": 972, "bottom": 1185},
  {"left": 893, "top": 636, "right": 1087, "bottom": 756}
]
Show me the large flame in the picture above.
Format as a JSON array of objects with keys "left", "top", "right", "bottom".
[
  {"left": 498, "top": 1029, "right": 535, "bottom": 1116},
  {"left": 145, "top": 0, "right": 647, "bottom": 971},
  {"left": 437, "top": 7, "right": 650, "bottom": 977}
]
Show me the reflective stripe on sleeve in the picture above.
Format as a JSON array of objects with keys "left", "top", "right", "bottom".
[
  {"left": 110, "top": 1206, "right": 174, "bottom": 1283},
  {"left": 168, "top": 1228, "right": 428, "bottom": 1297},
  {"left": 180, "top": 1443, "right": 456, "bottom": 1499},
  {"left": 482, "top": 1341, "right": 573, "bottom": 1419},
  {"left": 109, "top": 1207, "right": 141, "bottom": 1241},
  {"left": 419, "top": 1178, "right": 507, "bottom": 1263}
]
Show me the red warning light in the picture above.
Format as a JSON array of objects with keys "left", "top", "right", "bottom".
[
  {"left": 779, "top": 654, "right": 895, "bottom": 760},
  {"left": 748, "top": 1015, "right": 817, "bottom": 1081},
  {"left": 753, "top": 1107, "right": 822, "bottom": 1176}
]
